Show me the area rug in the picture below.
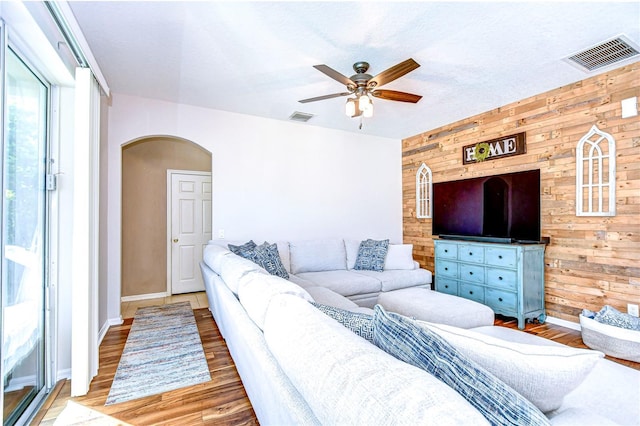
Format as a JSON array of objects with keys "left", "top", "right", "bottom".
[
  {"left": 105, "top": 302, "right": 211, "bottom": 405},
  {"left": 54, "top": 401, "right": 132, "bottom": 425}
]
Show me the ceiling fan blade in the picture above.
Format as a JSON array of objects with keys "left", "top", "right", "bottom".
[
  {"left": 313, "top": 64, "right": 356, "bottom": 87},
  {"left": 371, "top": 90, "right": 422, "bottom": 103},
  {"left": 298, "top": 92, "right": 351, "bottom": 103},
  {"left": 368, "top": 58, "right": 420, "bottom": 88}
]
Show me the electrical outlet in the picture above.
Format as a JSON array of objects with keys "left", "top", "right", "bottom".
[
  {"left": 628, "top": 304, "right": 639, "bottom": 317},
  {"left": 217, "top": 229, "right": 225, "bottom": 239}
]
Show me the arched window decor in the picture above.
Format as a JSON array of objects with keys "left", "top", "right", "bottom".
[
  {"left": 416, "top": 163, "right": 432, "bottom": 219},
  {"left": 576, "top": 125, "right": 616, "bottom": 216}
]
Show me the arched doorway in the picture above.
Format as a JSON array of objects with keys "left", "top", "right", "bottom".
[{"left": 121, "top": 136, "right": 211, "bottom": 300}]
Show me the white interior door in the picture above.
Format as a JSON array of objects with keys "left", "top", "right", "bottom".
[{"left": 168, "top": 171, "right": 212, "bottom": 294}]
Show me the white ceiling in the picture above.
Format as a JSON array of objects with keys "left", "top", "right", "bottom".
[{"left": 68, "top": 1, "right": 640, "bottom": 140}]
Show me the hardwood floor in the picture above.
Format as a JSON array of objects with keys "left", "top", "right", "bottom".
[
  {"left": 35, "top": 309, "right": 639, "bottom": 425},
  {"left": 36, "top": 308, "right": 259, "bottom": 425}
]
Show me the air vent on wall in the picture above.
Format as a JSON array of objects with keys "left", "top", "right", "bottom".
[
  {"left": 564, "top": 35, "right": 640, "bottom": 72},
  {"left": 289, "top": 111, "right": 314, "bottom": 122}
]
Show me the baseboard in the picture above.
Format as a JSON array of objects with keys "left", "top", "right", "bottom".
[
  {"left": 56, "top": 368, "right": 71, "bottom": 382},
  {"left": 121, "top": 291, "right": 168, "bottom": 302},
  {"left": 98, "top": 317, "right": 124, "bottom": 346},
  {"left": 546, "top": 315, "right": 581, "bottom": 331}
]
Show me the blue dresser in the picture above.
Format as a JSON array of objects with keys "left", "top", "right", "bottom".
[{"left": 434, "top": 239, "right": 546, "bottom": 329}]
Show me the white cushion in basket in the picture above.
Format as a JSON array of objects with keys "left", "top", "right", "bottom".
[
  {"left": 289, "top": 239, "right": 346, "bottom": 274},
  {"left": 422, "top": 321, "right": 604, "bottom": 413},
  {"left": 237, "top": 272, "right": 312, "bottom": 330},
  {"left": 384, "top": 244, "right": 416, "bottom": 270},
  {"left": 263, "top": 294, "right": 490, "bottom": 425}
]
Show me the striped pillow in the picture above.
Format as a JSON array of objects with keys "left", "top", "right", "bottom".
[{"left": 372, "top": 305, "right": 550, "bottom": 426}]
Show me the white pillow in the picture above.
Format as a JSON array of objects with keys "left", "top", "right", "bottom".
[
  {"left": 344, "top": 239, "right": 360, "bottom": 270},
  {"left": 421, "top": 321, "right": 604, "bottom": 412},
  {"left": 384, "top": 244, "right": 415, "bottom": 270},
  {"left": 289, "top": 239, "right": 346, "bottom": 274}
]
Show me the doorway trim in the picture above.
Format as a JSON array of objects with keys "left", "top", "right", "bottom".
[{"left": 166, "top": 169, "right": 212, "bottom": 295}]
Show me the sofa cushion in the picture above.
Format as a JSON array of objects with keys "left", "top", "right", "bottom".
[
  {"left": 305, "top": 286, "right": 360, "bottom": 311},
  {"left": 289, "top": 239, "right": 346, "bottom": 274},
  {"left": 202, "top": 244, "right": 232, "bottom": 274},
  {"left": 296, "top": 270, "right": 381, "bottom": 297},
  {"left": 354, "top": 239, "right": 389, "bottom": 272},
  {"left": 354, "top": 269, "right": 432, "bottom": 292},
  {"left": 384, "top": 244, "right": 416, "bottom": 270},
  {"left": 263, "top": 294, "right": 491, "bottom": 426},
  {"left": 372, "top": 305, "right": 550, "bottom": 426},
  {"left": 238, "top": 272, "right": 312, "bottom": 330},
  {"left": 344, "top": 239, "right": 360, "bottom": 269},
  {"left": 423, "top": 321, "right": 603, "bottom": 412},
  {"left": 311, "top": 302, "right": 374, "bottom": 342},
  {"left": 219, "top": 254, "right": 267, "bottom": 294},
  {"left": 286, "top": 274, "right": 316, "bottom": 290}
]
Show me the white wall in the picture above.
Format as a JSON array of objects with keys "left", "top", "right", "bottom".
[{"left": 106, "top": 93, "right": 402, "bottom": 320}]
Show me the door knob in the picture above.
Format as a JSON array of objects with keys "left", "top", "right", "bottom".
[{"left": 173, "top": 238, "right": 179, "bottom": 243}]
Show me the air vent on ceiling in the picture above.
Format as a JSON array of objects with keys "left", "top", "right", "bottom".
[
  {"left": 565, "top": 35, "right": 640, "bottom": 72},
  {"left": 289, "top": 111, "right": 314, "bottom": 122}
]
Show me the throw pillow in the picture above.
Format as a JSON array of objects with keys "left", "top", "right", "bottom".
[
  {"left": 372, "top": 305, "right": 550, "bottom": 426},
  {"left": 421, "top": 321, "right": 603, "bottom": 412},
  {"left": 594, "top": 305, "right": 640, "bottom": 331},
  {"left": 383, "top": 244, "right": 416, "bottom": 270},
  {"left": 354, "top": 239, "right": 389, "bottom": 272},
  {"left": 251, "top": 242, "right": 289, "bottom": 279},
  {"left": 311, "top": 302, "right": 374, "bottom": 342},
  {"left": 228, "top": 240, "right": 257, "bottom": 259}
]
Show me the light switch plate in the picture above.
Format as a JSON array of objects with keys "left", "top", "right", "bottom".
[{"left": 628, "top": 303, "right": 639, "bottom": 317}]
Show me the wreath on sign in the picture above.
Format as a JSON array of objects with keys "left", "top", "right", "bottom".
[{"left": 474, "top": 142, "right": 490, "bottom": 162}]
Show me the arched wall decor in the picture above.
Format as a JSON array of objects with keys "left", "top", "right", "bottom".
[
  {"left": 416, "top": 163, "right": 432, "bottom": 219},
  {"left": 576, "top": 125, "right": 616, "bottom": 216}
]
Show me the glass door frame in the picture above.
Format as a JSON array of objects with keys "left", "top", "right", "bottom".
[{"left": 0, "top": 20, "right": 56, "bottom": 425}]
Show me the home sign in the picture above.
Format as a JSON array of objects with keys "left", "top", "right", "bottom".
[{"left": 462, "top": 132, "right": 526, "bottom": 164}]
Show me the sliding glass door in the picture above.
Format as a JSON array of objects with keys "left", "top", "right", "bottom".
[{"left": 1, "top": 46, "right": 49, "bottom": 425}]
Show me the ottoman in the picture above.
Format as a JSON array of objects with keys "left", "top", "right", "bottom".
[{"left": 377, "top": 287, "right": 495, "bottom": 329}]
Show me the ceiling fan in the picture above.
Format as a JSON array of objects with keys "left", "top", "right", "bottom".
[{"left": 299, "top": 58, "right": 422, "bottom": 119}]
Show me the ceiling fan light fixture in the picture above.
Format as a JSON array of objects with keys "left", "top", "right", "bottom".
[
  {"left": 363, "top": 100, "right": 373, "bottom": 118},
  {"left": 358, "top": 94, "right": 371, "bottom": 112},
  {"left": 345, "top": 98, "right": 356, "bottom": 116}
]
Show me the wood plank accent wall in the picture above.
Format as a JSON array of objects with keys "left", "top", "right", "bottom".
[{"left": 402, "top": 62, "right": 640, "bottom": 324}]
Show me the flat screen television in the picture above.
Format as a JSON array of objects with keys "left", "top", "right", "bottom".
[{"left": 432, "top": 169, "right": 541, "bottom": 243}]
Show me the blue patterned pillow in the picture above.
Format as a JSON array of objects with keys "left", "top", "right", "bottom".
[
  {"left": 311, "top": 302, "right": 374, "bottom": 342},
  {"left": 372, "top": 305, "right": 550, "bottom": 426},
  {"left": 595, "top": 305, "right": 640, "bottom": 331},
  {"left": 252, "top": 242, "right": 289, "bottom": 279},
  {"left": 228, "top": 240, "right": 257, "bottom": 258},
  {"left": 354, "top": 239, "right": 389, "bottom": 272}
]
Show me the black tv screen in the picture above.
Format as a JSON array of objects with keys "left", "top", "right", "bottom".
[{"left": 432, "top": 169, "right": 541, "bottom": 243}]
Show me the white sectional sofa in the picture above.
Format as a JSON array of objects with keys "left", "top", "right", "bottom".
[
  {"left": 210, "top": 238, "right": 432, "bottom": 307},
  {"left": 199, "top": 240, "right": 640, "bottom": 426}
]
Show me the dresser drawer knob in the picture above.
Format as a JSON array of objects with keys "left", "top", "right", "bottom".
[
  {"left": 499, "top": 276, "right": 503, "bottom": 280},
  {"left": 469, "top": 291, "right": 473, "bottom": 295},
  {"left": 469, "top": 252, "right": 473, "bottom": 256},
  {"left": 469, "top": 271, "right": 473, "bottom": 275},
  {"left": 444, "top": 249, "right": 448, "bottom": 253},
  {"left": 444, "top": 285, "right": 449, "bottom": 289},
  {"left": 498, "top": 297, "right": 503, "bottom": 302},
  {"left": 498, "top": 255, "right": 503, "bottom": 259},
  {"left": 444, "top": 267, "right": 448, "bottom": 271}
]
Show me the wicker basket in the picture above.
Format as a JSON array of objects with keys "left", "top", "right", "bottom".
[{"left": 580, "top": 314, "right": 640, "bottom": 362}]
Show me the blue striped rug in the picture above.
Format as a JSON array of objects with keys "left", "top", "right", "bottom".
[{"left": 105, "top": 302, "right": 211, "bottom": 405}]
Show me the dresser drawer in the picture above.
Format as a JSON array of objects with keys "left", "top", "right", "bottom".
[
  {"left": 486, "top": 247, "right": 517, "bottom": 268},
  {"left": 487, "top": 268, "right": 517, "bottom": 290},
  {"left": 460, "top": 283, "right": 484, "bottom": 303},
  {"left": 459, "top": 245, "right": 485, "bottom": 264},
  {"left": 459, "top": 264, "right": 484, "bottom": 284},
  {"left": 485, "top": 288, "right": 517, "bottom": 314},
  {"left": 436, "top": 279, "right": 458, "bottom": 296},
  {"left": 436, "top": 260, "right": 458, "bottom": 278},
  {"left": 435, "top": 242, "right": 458, "bottom": 259}
]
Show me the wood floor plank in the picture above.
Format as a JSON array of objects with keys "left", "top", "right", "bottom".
[{"left": 35, "top": 308, "right": 639, "bottom": 425}]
